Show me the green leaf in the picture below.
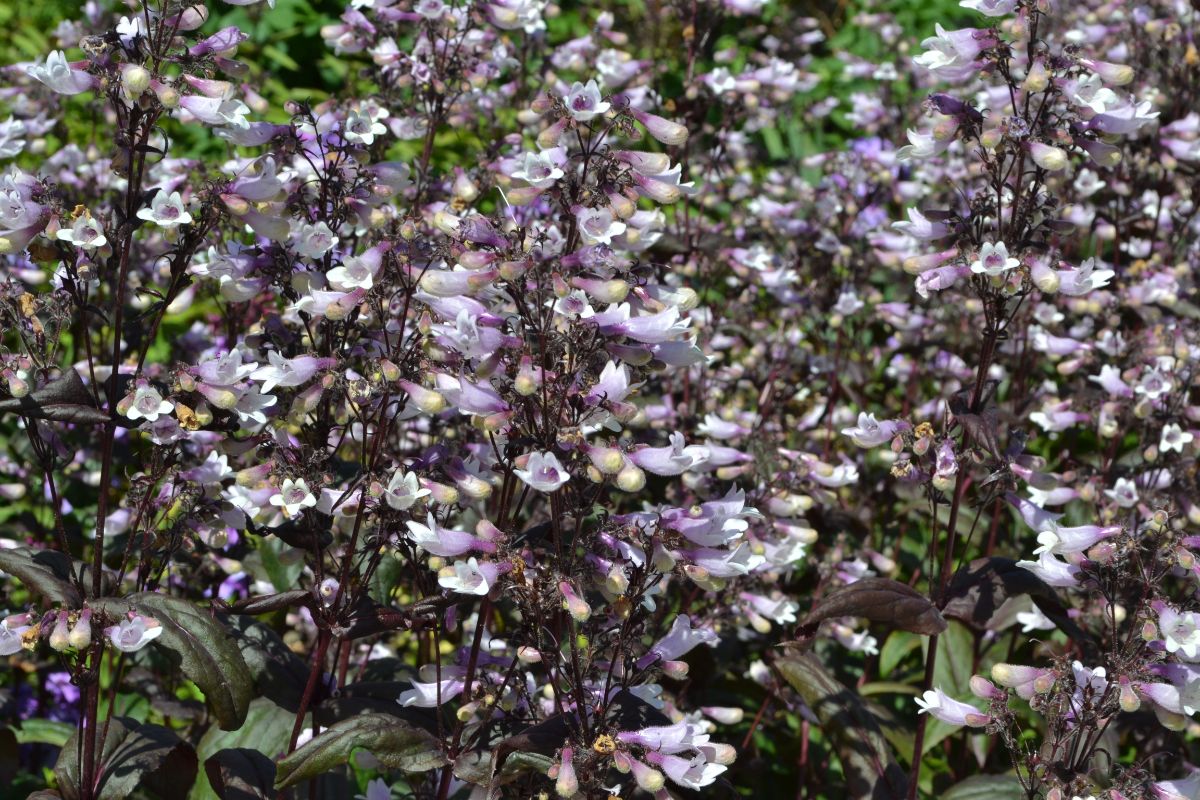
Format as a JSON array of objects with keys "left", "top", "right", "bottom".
[
  {"left": 192, "top": 698, "right": 300, "bottom": 800},
  {"left": 942, "top": 774, "right": 1025, "bottom": 800},
  {"left": 923, "top": 621, "right": 976, "bottom": 755},
  {"left": 92, "top": 593, "right": 253, "bottom": 731},
  {"left": 274, "top": 712, "right": 446, "bottom": 790},
  {"left": 777, "top": 653, "right": 907, "bottom": 800},
  {"left": 879, "top": 631, "right": 921, "bottom": 677},
  {"left": 54, "top": 717, "right": 197, "bottom": 800},
  {"left": 0, "top": 548, "right": 82, "bottom": 607},
  {"left": 244, "top": 537, "right": 303, "bottom": 594},
  {"left": 13, "top": 719, "right": 74, "bottom": 747},
  {"left": 262, "top": 44, "right": 300, "bottom": 72},
  {"left": 859, "top": 682, "right": 920, "bottom": 697}
]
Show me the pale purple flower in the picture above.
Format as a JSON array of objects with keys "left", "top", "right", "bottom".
[
  {"left": 1159, "top": 606, "right": 1200, "bottom": 661},
  {"left": 1161, "top": 423, "right": 1194, "bottom": 454},
  {"left": 1034, "top": 523, "right": 1119, "bottom": 555},
  {"left": 270, "top": 478, "right": 318, "bottom": 518},
  {"left": 0, "top": 613, "right": 32, "bottom": 656},
  {"left": 628, "top": 432, "right": 710, "bottom": 475},
  {"left": 292, "top": 221, "right": 338, "bottom": 260},
  {"left": 405, "top": 514, "right": 480, "bottom": 557},
  {"left": 914, "top": 688, "right": 990, "bottom": 727},
  {"left": 1016, "top": 550, "right": 1081, "bottom": 588},
  {"left": 438, "top": 557, "right": 498, "bottom": 595},
  {"left": 639, "top": 614, "right": 718, "bottom": 667},
  {"left": 840, "top": 412, "right": 901, "bottom": 448},
  {"left": 970, "top": 241, "right": 1021, "bottom": 276},
  {"left": 959, "top": 0, "right": 1016, "bottom": 15},
  {"left": 137, "top": 190, "right": 193, "bottom": 228},
  {"left": 892, "top": 208, "right": 951, "bottom": 240},
  {"left": 250, "top": 352, "right": 330, "bottom": 393},
  {"left": 398, "top": 672, "right": 466, "bottom": 707},
  {"left": 564, "top": 79, "right": 610, "bottom": 121},
  {"left": 385, "top": 470, "right": 430, "bottom": 510},
  {"left": 27, "top": 51, "right": 93, "bottom": 95},
  {"left": 122, "top": 383, "right": 174, "bottom": 423},
  {"left": 576, "top": 206, "right": 626, "bottom": 245},
  {"left": 105, "top": 614, "right": 164, "bottom": 653},
  {"left": 56, "top": 213, "right": 106, "bottom": 249},
  {"left": 513, "top": 451, "right": 570, "bottom": 492},
  {"left": 1104, "top": 477, "right": 1138, "bottom": 508}
]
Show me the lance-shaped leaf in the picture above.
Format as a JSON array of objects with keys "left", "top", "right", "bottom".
[
  {"left": 226, "top": 617, "right": 310, "bottom": 711},
  {"left": 777, "top": 654, "right": 906, "bottom": 800},
  {"left": 942, "top": 774, "right": 1024, "bottom": 800},
  {"left": 273, "top": 712, "right": 446, "bottom": 789},
  {"left": 942, "top": 557, "right": 1092, "bottom": 651},
  {"left": 54, "top": 717, "right": 197, "bottom": 800},
  {"left": 204, "top": 748, "right": 277, "bottom": 800},
  {"left": 0, "top": 369, "right": 113, "bottom": 426},
  {"left": 193, "top": 698, "right": 300, "bottom": 800},
  {"left": 92, "top": 593, "right": 253, "bottom": 730},
  {"left": 0, "top": 548, "right": 82, "bottom": 607},
  {"left": 798, "top": 578, "right": 946, "bottom": 637}
]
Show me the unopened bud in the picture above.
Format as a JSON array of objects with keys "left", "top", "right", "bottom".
[
  {"left": 615, "top": 464, "right": 646, "bottom": 492},
  {"left": 122, "top": 65, "right": 151, "bottom": 97},
  {"left": 68, "top": 609, "right": 92, "bottom": 650}
]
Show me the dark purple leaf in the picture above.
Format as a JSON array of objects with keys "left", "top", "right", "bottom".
[{"left": 801, "top": 577, "right": 947, "bottom": 637}]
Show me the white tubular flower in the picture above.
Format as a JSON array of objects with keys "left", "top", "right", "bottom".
[
  {"left": 914, "top": 688, "right": 991, "bottom": 727},
  {"left": 56, "top": 213, "right": 107, "bottom": 249},
  {"left": 121, "top": 383, "right": 174, "bottom": 423},
  {"left": 137, "top": 190, "right": 193, "bottom": 228},
  {"left": 270, "top": 478, "right": 318, "bottom": 518},
  {"left": 105, "top": 614, "right": 164, "bottom": 653},
  {"left": 27, "top": 51, "right": 93, "bottom": 95},
  {"left": 970, "top": 241, "right": 1020, "bottom": 276},
  {"left": 384, "top": 469, "right": 430, "bottom": 510},
  {"left": 564, "top": 79, "right": 610, "bottom": 121},
  {"left": 513, "top": 451, "right": 570, "bottom": 492}
]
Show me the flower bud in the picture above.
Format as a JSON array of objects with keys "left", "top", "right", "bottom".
[
  {"left": 684, "top": 564, "right": 726, "bottom": 591},
  {"left": 122, "top": 65, "right": 151, "bottom": 98},
  {"left": 555, "top": 748, "right": 578, "bottom": 798},
  {"left": 379, "top": 358, "right": 401, "bottom": 382},
  {"left": 398, "top": 380, "right": 446, "bottom": 414},
  {"left": 629, "top": 108, "right": 689, "bottom": 146},
  {"left": 1077, "top": 137, "right": 1122, "bottom": 168},
  {"left": 537, "top": 118, "right": 569, "bottom": 150},
  {"left": 152, "top": 80, "right": 179, "bottom": 108},
  {"left": 661, "top": 659, "right": 689, "bottom": 680},
  {"left": 605, "top": 564, "right": 629, "bottom": 595},
  {"left": 48, "top": 610, "right": 71, "bottom": 652},
  {"left": 3, "top": 369, "right": 29, "bottom": 398},
  {"left": 1029, "top": 142, "right": 1068, "bottom": 171},
  {"left": 1022, "top": 60, "right": 1049, "bottom": 92},
  {"left": 421, "top": 479, "right": 459, "bottom": 506},
  {"left": 970, "top": 675, "right": 1002, "bottom": 699},
  {"left": 703, "top": 706, "right": 744, "bottom": 725},
  {"left": 317, "top": 578, "right": 340, "bottom": 607},
  {"left": 559, "top": 581, "right": 591, "bottom": 622},
  {"left": 1118, "top": 677, "right": 1140, "bottom": 712},
  {"left": 615, "top": 464, "right": 646, "bottom": 492},
  {"left": 979, "top": 127, "right": 1003, "bottom": 149},
  {"left": 628, "top": 758, "right": 665, "bottom": 792},
  {"left": 1030, "top": 260, "right": 1059, "bottom": 293},
  {"left": 68, "top": 609, "right": 92, "bottom": 650},
  {"left": 1081, "top": 59, "right": 1134, "bottom": 85},
  {"left": 588, "top": 446, "right": 625, "bottom": 474}
]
